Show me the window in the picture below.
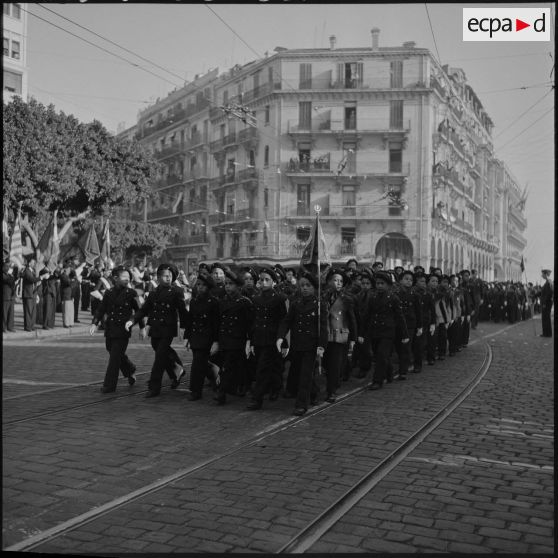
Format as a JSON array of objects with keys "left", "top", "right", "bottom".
[
  {"left": 298, "top": 101, "right": 311, "bottom": 130},
  {"left": 223, "top": 90, "right": 229, "bottom": 105},
  {"left": 3, "top": 69, "right": 22, "bottom": 94},
  {"left": 268, "top": 66, "right": 274, "bottom": 84},
  {"left": 343, "top": 143, "right": 357, "bottom": 173},
  {"left": 342, "top": 185, "right": 356, "bottom": 216},
  {"left": 338, "top": 62, "right": 363, "bottom": 88},
  {"left": 220, "top": 123, "right": 226, "bottom": 139},
  {"left": 344, "top": 104, "right": 356, "bottom": 130},
  {"left": 390, "top": 60, "right": 403, "bottom": 88},
  {"left": 297, "top": 184, "right": 311, "bottom": 216},
  {"left": 389, "top": 144, "right": 402, "bottom": 173},
  {"left": 11, "top": 40, "right": 20, "bottom": 60},
  {"left": 264, "top": 145, "right": 269, "bottom": 167},
  {"left": 12, "top": 4, "right": 21, "bottom": 18},
  {"left": 253, "top": 71, "right": 260, "bottom": 92},
  {"left": 341, "top": 228, "right": 356, "bottom": 254},
  {"left": 3, "top": 4, "right": 10, "bottom": 15},
  {"left": 299, "top": 63, "right": 312, "bottom": 89},
  {"left": 3, "top": 37, "right": 9, "bottom": 56},
  {"left": 390, "top": 100, "right": 403, "bottom": 129},
  {"left": 226, "top": 158, "right": 235, "bottom": 181},
  {"left": 249, "top": 150, "right": 255, "bottom": 167},
  {"left": 264, "top": 105, "right": 270, "bottom": 125}
]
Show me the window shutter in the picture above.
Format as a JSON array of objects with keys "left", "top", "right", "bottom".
[
  {"left": 337, "top": 63, "right": 344, "bottom": 86},
  {"left": 356, "top": 63, "right": 364, "bottom": 87}
]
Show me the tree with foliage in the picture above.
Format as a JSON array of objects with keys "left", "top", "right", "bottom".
[{"left": 3, "top": 96, "right": 159, "bottom": 263}]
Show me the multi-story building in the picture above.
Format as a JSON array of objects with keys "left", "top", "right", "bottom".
[
  {"left": 3, "top": 3, "right": 28, "bottom": 103},
  {"left": 125, "top": 30, "right": 527, "bottom": 278}
]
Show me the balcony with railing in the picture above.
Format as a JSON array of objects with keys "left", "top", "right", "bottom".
[
  {"left": 287, "top": 119, "right": 411, "bottom": 135},
  {"left": 183, "top": 198, "right": 208, "bottom": 213},
  {"left": 284, "top": 154, "right": 331, "bottom": 174},
  {"left": 237, "top": 167, "right": 258, "bottom": 182},
  {"left": 238, "top": 127, "right": 259, "bottom": 144},
  {"left": 338, "top": 243, "right": 357, "bottom": 256},
  {"left": 155, "top": 143, "right": 183, "bottom": 160},
  {"left": 152, "top": 174, "right": 183, "bottom": 189},
  {"left": 183, "top": 233, "right": 208, "bottom": 245}
]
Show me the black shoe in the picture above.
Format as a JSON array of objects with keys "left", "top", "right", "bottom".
[
  {"left": 268, "top": 390, "right": 279, "bottom": 401},
  {"left": 188, "top": 392, "right": 202, "bottom": 401},
  {"left": 246, "top": 400, "right": 262, "bottom": 410},
  {"left": 170, "top": 368, "right": 185, "bottom": 389},
  {"left": 396, "top": 374, "right": 407, "bottom": 381},
  {"left": 449, "top": 352, "right": 455, "bottom": 357},
  {"left": 413, "top": 367, "right": 422, "bottom": 373},
  {"left": 144, "top": 390, "right": 159, "bottom": 398},
  {"left": 310, "top": 397, "right": 318, "bottom": 406},
  {"left": 236, "top": 386, "right": 247, "bottom": 397},
  {"left": 100, "top": 386, "right": 115, "bottom": 393},
  {"left": 427, "top": 359, "right": 435, "bottom": 365},
  {"left": 356, "top": 371, "right": 366, "bottom": 378},
  {"left": 437, "top": 355, "right": 445, "bottom": 361},
  {"left": 215, "top": 392, "right": 226, "bottom": 405},
  {"left": 368, "top": 382, "right": 383, "bottom": 391},
  {"left": 128, "top": 373, "right": 136, "bottom": 386},
  {"left": 325, "top": 393, "right": 336, "bottom": 403},
  {"left": 293, "top": 408, "right": 307, "bottom": 416},
  {"left": 283, "top": 391, "right": 295, "bottom": 399}
]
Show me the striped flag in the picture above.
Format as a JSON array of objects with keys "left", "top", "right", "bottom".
[
  {"left": 100, "top": 219, "right": 113, "bottom": 268},
  {"left": 9, "top": 214, "right": 24, "bottom": 266},
  {"left": 77, "top": 223, "right": 101, "bottom": 265},
  {"left": 37, "top": 214, "right": 60, "bottom": 271}
]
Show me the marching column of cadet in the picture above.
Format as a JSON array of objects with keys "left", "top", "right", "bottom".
[{"left": 90, "top": 259, "right": 549, "bottom": 416}]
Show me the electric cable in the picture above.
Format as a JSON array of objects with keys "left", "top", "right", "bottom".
[{"left": 497, "top": 106, "right": 554, "bottom": 151}]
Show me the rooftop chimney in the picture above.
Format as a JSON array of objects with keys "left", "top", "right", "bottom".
[
  {"left": 329, "top": 35, "right": 337, "bottom": 50},
  {"left": 403, "top": 41, "right": 416, "bottom": 48},
  {"left": 371, "top": 28, "right": 380, "bottom": 51}
]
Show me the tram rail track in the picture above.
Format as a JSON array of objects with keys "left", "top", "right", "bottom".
[{"left": 6, "top": 341, "right": 494, "bottom": 553}]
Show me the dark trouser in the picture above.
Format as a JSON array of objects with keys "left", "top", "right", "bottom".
[
  {"left": 23, "top": 297, "right": 36, "bottom": 331},
  {"left": 448, "top": 319, "right": 461, "bottom": 354},
  {"left": 189, "top": 347, "right": 211, "bottom": 395},
  {"left": 370, "top": 337, "right": 393, "bottom": 384},
  {"left": 324, "top": 342, "right": 347, "bottom": 396},
  {"left": 167, "top": 347, "right": 182, "bottom": 378},
  {"left": 461, "top": 317, "right": 470, "bottom": 346},
  {"left": 412, "top": 328, "right": 426, "bottom": 370},
  {"left": 358, "top": 338, "right": 373, "bottom": 373},
  {"left": 91, "top": 298, "right": 100, "bottom": 317},
  {"left": 3, "top": 299, "right": 15, "bottom": 331},
  {"left": 426, "top": 328, "right": 437, "bottom": 362},
  {"left": 73, "top": 296, "right": 80, "bottom": 322},
  {"left": 437, "top": 324, "right": 448, "bottom": 356},
  {"left": 81, "top": 283, "right": 90, "bottom": 310},
  {"left": 291, "top": 349, "right": 318, "bottom": 411},
  {"left": 43, "top": 295, "right": 56, "bottom": 328},
  {"left": 471, "top": 302, "right": 480, "bottom": 328},
  {"left": 36, "top": 295, "right": 43, "bottom": 325},
  {"left": 218, "top": 349, "right": 246, "bottom": 398},
  {"left": 103, "top": 336, "right": 135, "bottom": 390},
  {"left": 285, "top": 357, "right": 299, "bottom": 397},
  {"left": 250, "top": 345, "right": 283, "bottom": 404},
  {"left": 395, "top": 328, "right": 415, "bottom": 375},
  {"left": 541, "top": 304, "right": 553, "bottom": 337},
  {"left": 147, "top": 336, "right": 175, "bottom": 393}
]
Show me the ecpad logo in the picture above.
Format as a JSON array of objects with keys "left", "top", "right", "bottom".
[{"left": 463, "top": 8, "right": 550, "bottom": 41}]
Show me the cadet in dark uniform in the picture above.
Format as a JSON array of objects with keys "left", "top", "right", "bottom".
[
  {"left": 2, "top": 261, "right": 17, "bottom": 332},
  {"left": 42, "top": 268, "right": 57, "bottom": 330},
  {"left": 393, "top": 270, "right": 422, "bottom": 379},
  {"left": 21, "top": 259, "right": 39, "bottom": 331},
  {"left": 323, "top": 268, "right": 357, "bottom": 402},
  {"left": 354, "top": 270, "right": 375, "bottom": 377},
  {"left": 276, "top": 271, "right": 328, "bottom": 416},
  {"left": 246, "top": 267, "right": 288, "bottom": 410},
  {"left": 459, "top": 270, "right": 474, "bottom": 347},
  {"left": 412, "top": 272, "right": 436, "bottom": 373},
  {"left": 184, "top": 272, "right": 220, "bottom": 401},
  {"left": 365, "top": 271, "right": 409, "bottom": 390},
  {"left": 540, "top": 269, "right": 553, "bottom": 337},
  {"left": 90, "top": 266, "right": 139, "bottom": 393},
  {"left": 214, "top": 269, "right": 253, "bottom": 405},
  {"left": 133, "top": 264, "right": 188, "bottom": 398}
]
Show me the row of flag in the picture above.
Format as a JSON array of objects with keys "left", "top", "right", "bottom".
[{"left": 2, "top": 211, "right": 112, "bottom": 270}]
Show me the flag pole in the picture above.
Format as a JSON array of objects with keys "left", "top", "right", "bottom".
[{"left": 315, "top": 204, "right": 322, "bottom": 374}]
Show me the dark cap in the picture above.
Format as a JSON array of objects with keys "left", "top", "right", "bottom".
[
  {"left": 259, "top": 267, "right": 278, "bottom": 283},
  {"left": 413, "top": 265, "right": 425, "bottom": 273},
  {"left": 326, "top": 267, "right": 349, "bottom": 286},
  {"left": 157, "top": 263, "right": 177, "bottom": 282},
  {"left": 542, "top": 269, "right": 552, "bottom": 275},
  {"left": 299, "top": 270, "right": 319, "bottom": 289},
  {"left": 459, "top": 269, "right": 470, "bottom": 275},
  {"left": 224, "top": 268, "right": 243, "bottom": 286},
  {"left": 196, "top": 272, "right": 215, "bottom": 289},
  {"left": 372, "top": 261, "right": 384, "bottom": 269},
  {"left": 243, "top": 267, "right": 259, "bottom": 282},
  {"left": 273, "top": 264, "right": 287, "bottom": 282},
  {"left": 112, "top": 265, "right": 131, "bottom": 278},
  {"left": 374, "top": 271, "right": 393, "bottom": 285},
  {"left": 211, "top": 262, "right": 226, "bottom": 273}
]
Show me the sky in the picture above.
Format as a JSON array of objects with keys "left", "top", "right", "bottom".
[{"left": 24, "top": 2, "right": 554, "bottom": 280}]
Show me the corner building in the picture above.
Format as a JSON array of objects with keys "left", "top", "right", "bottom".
[{"left": 127, "top": 31, "right": 526, "bottom": 278}]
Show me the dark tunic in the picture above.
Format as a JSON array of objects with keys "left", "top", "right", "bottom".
[
  {"left": 184, "top": 293, "right": 220, "bottom": 350},
  {"left": 93, "top": 286, "right": 141, "bottom": 338},
  {"left": 249, "top": 289, "right": 288, "bottom": 347}
]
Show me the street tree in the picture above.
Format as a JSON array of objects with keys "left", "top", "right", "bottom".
[{"left": 3, "top": 96, "right": 159, "bottom": 262}]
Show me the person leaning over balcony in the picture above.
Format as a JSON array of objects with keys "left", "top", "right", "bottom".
[
  {"left": 365, "top": 271, "right": 409, "bottom": 391},
  {"left": 322, "top": 268, "right": 357, "bottom": 402},
  {"left": 131, "top": 264, "right": 188, "bottom": 399},
  {"left": 184, "top": 272, "right": 220, "bottom": 401},
  {"left": 246, "top": 267, "right": 288, "bottom": 411},
  {"left": 91, "top": 266, "right": 139, "bottom": 393},
  {"left": 540, "top": 269, "right": 553, "bottom": 337},
  {"left": 276, "top": 270, "right": 328, "bottom": 416}
]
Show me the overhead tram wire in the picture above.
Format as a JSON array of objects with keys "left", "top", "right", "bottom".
[
  {"left": 36, "top": 4, "right": 187, "bottom": 84},
  {"left": 477, "top": 82, "right": 554, "bottom": 94},
  {"left": 21, "top": 6, "right": 183, "bottom": 89},
  {"left": 497, "top": 106, "right": 554, "bottom": 151},
  {"left": 493, "top": 89, "right": 553, "bottom": 140},
  {"left": 424, "top": 3, "right": 443, "bottom": 67}
]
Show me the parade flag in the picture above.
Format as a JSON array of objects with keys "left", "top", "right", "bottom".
[
  {"left": 77, "top": 223, "right": 101, "bottom": 265},
  {"left": 2, "top": 211, "right": 10, "bottom": 261},
  {"left": 9, "top": 213, "right": 24, "bottom": 266},
  {"left": 300, "top": 211, "right": 331, "bottom": 274},
  {"left": 99, "top": 219, "right": 113, "bottom": 268},
  {"left": 520, "top": 256, "right": 525, "bottom": 273},
  {"left": 37, "top": 214, "right": 60, "bottom": 271}
]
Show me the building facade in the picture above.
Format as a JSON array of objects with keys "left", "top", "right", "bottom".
[
  {"left": 3, "top": 3, "right": 28, "bottom": 103},
  {"left": 122, "top": 31, "right": 527, "bottom": 279}
]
